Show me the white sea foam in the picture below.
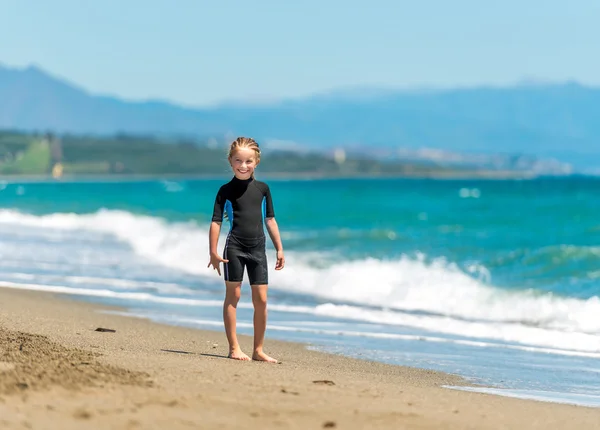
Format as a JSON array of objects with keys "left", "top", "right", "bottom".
[
  {"left": 107, "top": 311, "right": 600, "bottom": 359},
  {"left": 0, "top": 209, "right": 599, "bottom": 355},
  {"left": 271, "top": 254, "right": 600, "bottom": 336},
  {"left": 1, "top": 272, "right": 192, "bottom": 294},
  {"left": 445, "top": 386, "right": 600, "bottom": 408}
]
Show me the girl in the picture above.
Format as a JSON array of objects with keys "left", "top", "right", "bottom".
[{"left": 207, "top": 137, "right": 285, "bottom": 363}]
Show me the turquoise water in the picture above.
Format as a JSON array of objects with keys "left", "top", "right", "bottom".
[{"left": 0, "top": 176, "right": 599, "bottom": 406}]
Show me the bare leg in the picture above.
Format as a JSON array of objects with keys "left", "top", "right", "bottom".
[
  {"left": 251, "top": 284, "right": 278, "bottom": 363},
  {"left": 223, "top": 281, "right": 250, "bottom": 361}
]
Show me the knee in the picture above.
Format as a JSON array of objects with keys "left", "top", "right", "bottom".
[
  {"left": 225, "top": 284, "right": 242, "bottom": 304},
  {"left": 252, "top": 291, "right": 267, "bottom": 309}
]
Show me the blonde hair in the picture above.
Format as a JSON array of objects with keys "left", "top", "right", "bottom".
[{"left": 228, "top": 137, "right": 261, "bottom": 178}]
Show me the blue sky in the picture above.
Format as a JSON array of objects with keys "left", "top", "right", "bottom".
[{"left": 1, "top": 0, "right": 599, "bottom": 106}]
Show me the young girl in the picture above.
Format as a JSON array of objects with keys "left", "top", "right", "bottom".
[{"left": 207, "top": 137, "right": 285, "bottom": 363}]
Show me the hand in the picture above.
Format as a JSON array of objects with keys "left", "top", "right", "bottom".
[
  {"left": 275, "top": 250, "right": 285, "bottom": 270},
  {"left": 207, "top": 252, "right": 229, "bottom": 276}
]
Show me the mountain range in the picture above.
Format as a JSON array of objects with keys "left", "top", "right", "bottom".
[{"left": 1, "top": 64, "right": 599, "bottom": 171}]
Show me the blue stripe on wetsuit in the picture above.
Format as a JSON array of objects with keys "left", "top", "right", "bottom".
[{"left": 224, "top": 199, "right": 233, "bottom": 231}]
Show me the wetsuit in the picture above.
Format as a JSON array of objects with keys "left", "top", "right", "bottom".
[{"left": 211, "top": 177, "right": 274, "bottom": 285}]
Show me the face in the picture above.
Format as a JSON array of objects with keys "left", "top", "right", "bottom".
[{"left": 229, "top": 147, "right": 259, "bottom": 180}]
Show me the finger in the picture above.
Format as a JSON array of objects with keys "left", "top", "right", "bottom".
[
  {"left": 217, "top": 267, "right": 221, "bottom": 276},
  {"left": 221, "top": 259, "right": 229, "bottom": 263}
]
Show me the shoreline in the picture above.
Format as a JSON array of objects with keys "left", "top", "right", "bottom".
[
  {"left": 0, "top": 170, "right": 548, "bottom": 183},
  {"left": 1, "top": 287, "right": 599, "bottom": 429}
]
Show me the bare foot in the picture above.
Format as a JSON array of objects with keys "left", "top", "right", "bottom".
[
  {"left": 228, "top": 348, "right": 251, "bottom": 361},
  {"left": 252, "top": 350, "right": 278, "bottom": 363}
]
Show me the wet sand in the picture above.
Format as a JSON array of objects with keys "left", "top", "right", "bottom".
[{"left": 0, "top": 287, "right": 598, "bottom": 429}]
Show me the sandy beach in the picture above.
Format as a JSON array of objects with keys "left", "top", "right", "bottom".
[{"left": 1, "top": 287, "right": 599, "bottom": 430}]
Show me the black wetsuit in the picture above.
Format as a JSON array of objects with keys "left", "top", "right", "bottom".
[{"left": 211, "top": 177, "right": 275, "bottom": 284}]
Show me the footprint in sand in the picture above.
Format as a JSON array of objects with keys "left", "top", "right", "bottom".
[{"left": 313, "top": 380, "right": 335, "bottom": 386}]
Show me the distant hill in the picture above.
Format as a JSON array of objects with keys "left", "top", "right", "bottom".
[
  {"left": 3, "top": 130, "right": 523, "bottom": 178},
  {"left": 1, "top": 64, "right": 599, "bottom": 170}
]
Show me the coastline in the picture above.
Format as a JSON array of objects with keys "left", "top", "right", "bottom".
[
  {"left": 0, "top": 170, "right": 542, "bottom": 183},
  {"left": 1, "top": 287, "right": 599, "bottom": 429}
]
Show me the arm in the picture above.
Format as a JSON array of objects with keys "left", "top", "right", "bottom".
[
  {"left": 209, "top": 221, "right": 222, "bottom": 256},
  {"left": 208, "top": 188, "right": 229, "bottom": 276},
  {"left": 265, "top": 217, "right": 285, "bottom": 270},
  {"left": 207, "top": 221, "right": 228, "bottom": 276},
  {"left": 262, "top": 184, "right": 284, "bottom": 270}
]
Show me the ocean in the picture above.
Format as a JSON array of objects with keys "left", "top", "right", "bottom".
[{"left": 1, "top": 176, "right": 599, "bottom": 407}]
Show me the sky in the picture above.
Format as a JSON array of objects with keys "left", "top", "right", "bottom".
[{"left": 1, "top": 0, "right": 599, "bottom": 106}]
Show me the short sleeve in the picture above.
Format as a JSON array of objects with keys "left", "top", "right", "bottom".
[
  {"left": 263, "top": 184, "right": 275, "bottom": 218},
  {"left": 211, "top": 187, "right": 226, "bottom": 222}
]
